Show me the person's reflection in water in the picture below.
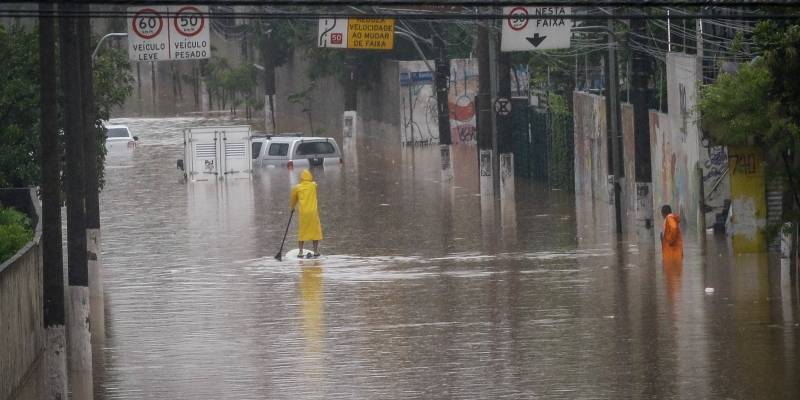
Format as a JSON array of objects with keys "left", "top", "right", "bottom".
[{"left": 299, "top": 264, "right": 325, "bottom": 392}]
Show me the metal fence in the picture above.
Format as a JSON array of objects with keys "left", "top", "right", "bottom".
[{"left": 510, "top": 99, "right": 574, "bottom": 190}]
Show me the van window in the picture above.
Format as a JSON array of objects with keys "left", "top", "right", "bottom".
[
  {"left": 268, "top": 143, "right": 289, "bottom": 156},
  {"left": 295, "top": 141, "right": 335, "bottom": 156},
  {"left": 251, "top": 142, "right": 263, "bottom": 159}
]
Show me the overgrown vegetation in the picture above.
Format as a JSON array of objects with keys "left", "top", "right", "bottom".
[
  {"left": 697, "top": 21, "right": 800, "bottom": 225},
  {"left": 0, "top": 23, "right": 133, "bottom": 189},
  {"left": 0, "top": 206, "right": 33, "bottom": 264}
]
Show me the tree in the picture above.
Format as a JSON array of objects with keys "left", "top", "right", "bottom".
[
  {"left": 0, "top": 24, "right": 40, "bottom": 187},
  {"left": 0, "top": 23, "right": 133, "bottom": 189}
]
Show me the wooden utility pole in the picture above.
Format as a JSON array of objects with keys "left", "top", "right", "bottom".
[
  {"left": 60, "top": 5, "right": 93, "bottom": 398},
  {"left": 630, "top": 14, "right": 654, "bottom": 236},
  {"left": 433, "top": 29, "right": 453, "bottom": 182},
  {"left": 39, "top": 4, "right": 67, "bottom": 398},
  {"left": 344, "top": 52, "right": 357, "bottom": 112},
  {"left": 476, "top": 19, "right": 494, "bottom": 196},
  {"left": 78, "top": 6, "right": 105, "bottom": 373},
  {"left": 261, "top": 25, "right": 277, "bottom": 134},
  {"left": 606, "top": 15, "right": 623, "bottom": 236}
]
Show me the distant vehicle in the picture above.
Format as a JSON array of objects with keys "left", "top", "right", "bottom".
[
  {"left": 105, "top": 124, "right": 138, "bottom": 150},
  {"left": 253, "top": 135, "right": 342, "bottom": 168}
]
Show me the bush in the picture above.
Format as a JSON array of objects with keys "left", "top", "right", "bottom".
[{"left": 0, "top": 206, "right": 33, "bottom": 264}]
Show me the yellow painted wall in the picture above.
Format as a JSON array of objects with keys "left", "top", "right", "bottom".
[{"left": 728, "top": 146, "right": 767, "bottom": 253}]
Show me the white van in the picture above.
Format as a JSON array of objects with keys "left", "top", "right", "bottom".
[{"left": 254, "top": 136, "right": 342, "bottom": 168}]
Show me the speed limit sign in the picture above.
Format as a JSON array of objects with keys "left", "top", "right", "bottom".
[
  {"left": 170, "top": 5, "right": 210, "bottom": 60},
  {"left": 127, "top": 5, "right": 209, "bottom": 61},
  {"left": 128, "top": 6, "right": 169, "bottom": 61}
]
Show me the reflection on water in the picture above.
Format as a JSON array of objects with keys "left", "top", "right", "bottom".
[{"left": 96, "top": 117, "right": 800, "bottom": 399}]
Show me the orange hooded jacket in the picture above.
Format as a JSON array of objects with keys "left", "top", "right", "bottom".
[{"left": 662, "top": 213, "right": 683, "bottom": 262}]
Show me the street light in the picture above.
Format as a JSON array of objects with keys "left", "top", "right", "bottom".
[{"left": 92, "top": 32, "right": 127, "bottom": 61}]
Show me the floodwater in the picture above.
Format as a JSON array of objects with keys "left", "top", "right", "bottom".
[{"left": 96, "top": 117, "right": 800, "bottom": 399}]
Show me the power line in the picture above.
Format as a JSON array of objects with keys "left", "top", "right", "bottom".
[{"left": 4, "top": 8, "right": 800, "bottom": 20}]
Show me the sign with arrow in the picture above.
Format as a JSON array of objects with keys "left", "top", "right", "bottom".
[{"left": 501, "top": 6, "right": 572, "bottom": 51}]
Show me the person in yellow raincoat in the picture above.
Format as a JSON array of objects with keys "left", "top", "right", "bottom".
[
  {"left": 661, "top": 204, "right": 683, "bottom": 263},
  {"left": 290, "top": 169, "right": 323, "bottom": 257}
]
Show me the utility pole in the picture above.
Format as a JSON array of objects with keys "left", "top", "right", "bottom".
[
  {"left": 476, "top": 18, "right": 494, "bottom": 204},
  {"left": 79, "top": 6, "right": 105, "bottom": 358},
  {"left": 344, "top": 52, "right": 358, "bottom": 112},
  {"left": 60, "top": 5, "right": 93, "bottom": 398},
  {"left": 433, "top": 29, "right": 453, "bottom": 182},
  {"left": 630, "top": 14, "right": 654, "bottom": 238},
  {"left": 39, "top": 4, "right": 67, "bottom": 399},
  {"left": 261, "top": 24, "right": 277, "bottom": 134},
  {"left": 496, "top": 45, "right": 516, "bottom": 233},
  {"left": 606, "top": 16, "right": 624, "bottom": 236}
]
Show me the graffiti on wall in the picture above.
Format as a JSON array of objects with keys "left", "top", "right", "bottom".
[
  {"left": 448, "top": 59, "right": 479, "bottom": 144},
  {"left": 399, "top": 61, "right": 439, "bottom": 145},
  {"left": 700, "top": 144, "right": 731, "bottom": 229},
  {"left": 398, "top": 58, "right": 500, "bottom": 145}
]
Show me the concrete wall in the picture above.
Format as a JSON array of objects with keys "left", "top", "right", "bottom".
[
  {"left": 649, "top": 52, "right": 733, "bottom": 236},
  {"left": 274, "top": 53, "right": 402, "bottom": 145},
  {"left": 573, "top": 92, "right": 609, "bottom": 205},
  {"left": 0, "top": 188, "right": 44, "bottom": 400},
  {"left": 728, "top": 146, "right": 767, "bottom": 252}
]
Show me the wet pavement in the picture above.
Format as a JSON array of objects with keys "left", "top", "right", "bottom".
[{"left": 97, "top": 117, "right": 800, "bottom": 399}]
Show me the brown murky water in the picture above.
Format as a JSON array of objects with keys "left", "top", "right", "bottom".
[{"left": 97, "top": 117, "right": 799, "bottom": 399}]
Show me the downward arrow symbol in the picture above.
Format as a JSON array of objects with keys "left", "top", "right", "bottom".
[{"left": 526, "top": 33, "right": 547, "bottom": 48}]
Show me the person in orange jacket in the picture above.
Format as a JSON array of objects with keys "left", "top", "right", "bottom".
[
  {"left": 290, "top": 169, "right": 323, "bottom": 258},
  {"left": 661, "top": 204, "right": 683, "bottom": 262}
]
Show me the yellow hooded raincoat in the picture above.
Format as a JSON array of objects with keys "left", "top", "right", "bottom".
[{"left": 290, "top": 170, "right": 323, "bottom": 241}]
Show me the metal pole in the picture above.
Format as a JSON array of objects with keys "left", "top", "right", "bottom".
[
  {"left": 91, "top": 32, "right": 127, "bottom": 61},
  {"left": 607, "top": 16, "right": 624, "bottom": 236}
]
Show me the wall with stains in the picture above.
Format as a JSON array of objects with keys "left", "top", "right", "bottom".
[
  {"left": 650, "top": 53, "right": 706, "bottom": 234},
  {"left": 573, "top": 92, "right": 610, "bottom": 205},
  {"left": 728, "top": 146, "right": 767, "bottom": 252}
]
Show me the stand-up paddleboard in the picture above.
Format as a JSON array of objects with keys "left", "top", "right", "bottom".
[{"left": 283, "top": 248, "right": 323, "bottom": 262}]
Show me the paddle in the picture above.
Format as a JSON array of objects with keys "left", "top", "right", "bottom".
[{"left": 274, "top": 209, "right": 294, "bottom": 261}]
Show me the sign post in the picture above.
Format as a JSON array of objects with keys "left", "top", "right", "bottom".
[{"left": 501, "top": 6, "right": 573, "bottom": 51}]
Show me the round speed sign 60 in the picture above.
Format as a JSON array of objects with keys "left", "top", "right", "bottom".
[
  {"left": 132, "top": 8, "right": 164, "bottom": 39},
  {"left": 173, "top": 6, "right": 205, "bottom": 37}
]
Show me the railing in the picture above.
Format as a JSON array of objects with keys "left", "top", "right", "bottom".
[{"left": 0, "top": 188, "right": 43, "bottom": 400}]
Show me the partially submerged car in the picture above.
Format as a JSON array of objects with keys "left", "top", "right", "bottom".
[
  {"left": 253, "top": 135, "right": 342, "bottom": 168},
  {"left": 105, "top": 124, "right": 138, "bottom": 150}
]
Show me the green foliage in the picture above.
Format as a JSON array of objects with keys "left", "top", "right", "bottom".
[
  {"left": 94, "top": 46, "right": 135, "bottom": 122},
  {"left": 0, "top": 206, "right": 33, "bottom": 264},
  {"left": 697, "top": 60, "right": 772, "bottom": 146},
  {"left": 0, "top": 24, "right": 134, "bottom": 189},
  {"left": 0, "top": 24, "right": 40, "bottom": 187}
]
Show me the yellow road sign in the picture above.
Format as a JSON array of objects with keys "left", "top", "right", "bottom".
[{"left": 347, "top": 18, "right": 394, "bottom": 50}]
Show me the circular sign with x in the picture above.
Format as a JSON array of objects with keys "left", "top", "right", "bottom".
[{"left": 494, "top": 97, "right": 512, "bottom": 116}]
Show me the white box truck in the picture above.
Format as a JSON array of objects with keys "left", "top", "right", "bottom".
[{"left": 179, "top": 126, "right": 252, "bottom": 181}]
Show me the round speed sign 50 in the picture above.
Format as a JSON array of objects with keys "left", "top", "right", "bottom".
[
  {"left": 507, "top": 7, "right": 529, "bottom": 31},
  {"left": 173, "top": 6, "right": 205, "bottom": 37},
  {"left": 132, "top": 8, "right": 163, "bottom": 39}
]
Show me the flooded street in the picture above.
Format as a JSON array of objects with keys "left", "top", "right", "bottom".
[{"left": 97, "top": 117, "right": 799, "bottom": 399}]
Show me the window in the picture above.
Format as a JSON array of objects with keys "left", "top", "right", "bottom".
[
  {"left": 107, "top": 128, "right": 130, "bottom": 138},
  {"left": 295, "top": 141, "right": 335, "bottom": 156},
  {"left": 268, "top": 143, "right": 289, "bottom": 156},
  {"left": 251, "top": 142, "right": 262, "bottom": 159}
]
